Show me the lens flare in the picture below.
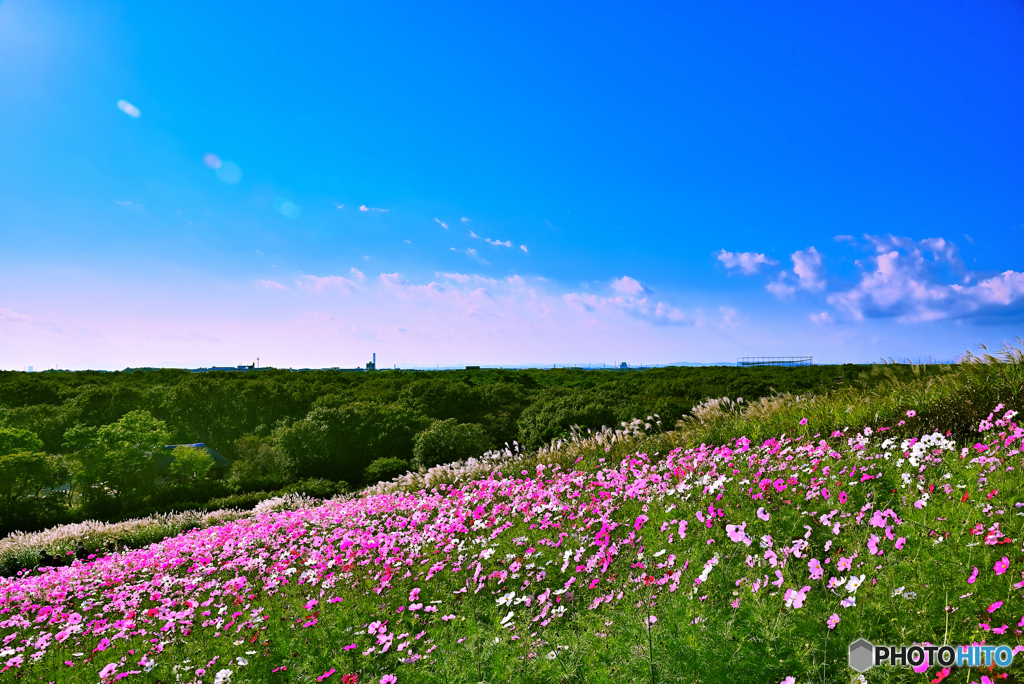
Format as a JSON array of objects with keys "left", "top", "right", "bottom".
[
  {"left": 273, "top": 197, "right": 301, "bottom": 219},
  {"left": 216, "top": 161, "right": 243, "bottom": 185},
  {"left": 203, "top": 153, "right": 223, "bottom": 169}
]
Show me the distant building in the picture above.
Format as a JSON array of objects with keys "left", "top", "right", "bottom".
[{"left": 190, "top": 365, "right": 254, "bottom": 373}]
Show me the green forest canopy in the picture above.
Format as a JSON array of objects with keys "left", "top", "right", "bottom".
[{"left": 0, "top": 364, "right": 947, "bottom": 536}]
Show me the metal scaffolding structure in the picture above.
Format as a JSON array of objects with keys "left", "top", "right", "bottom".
[{"left": 738, "top": 356, "right": 813, "bottom": 367}]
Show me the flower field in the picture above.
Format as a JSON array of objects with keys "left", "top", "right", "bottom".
[{"left": 1, "top": 406, "right": 1022, "bottom": 683}]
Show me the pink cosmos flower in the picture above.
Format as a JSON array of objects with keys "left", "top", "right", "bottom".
[
  {"left": 318, "top": 668, "right": 336, "bottom": 681},
  {"left": 907, "top": 410, "right": 916, "bottom": 417},
  {"left": 783, "top": 586, "right": 810, "bottom": 609},
  {"left": 380, "top": 676, "right": 397, "bottom": 684},
  {"left": 756, "top": 507, "right": 770, "bottom": 521},
  {"left": 808, "top": 558, "right": 823, "bottom": 580},
  {"left": 826, "top": 613, "right": 839, "bottom": 629},
  {"left": 968, "top": 567, "right": 979, "bottom": 584},
  {"left": 994, "top": 557, "right": 1009, "bottom": 575},
  {"left": 799, "top": 418, "right": 808, "bottom": 426},
  {"left": 987, "top": 601, "right": 1003, "bottom": 613}
]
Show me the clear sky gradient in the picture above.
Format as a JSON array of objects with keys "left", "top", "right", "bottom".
[{"left": 2, "top": 0, "right": 1023, "bottom": 370}]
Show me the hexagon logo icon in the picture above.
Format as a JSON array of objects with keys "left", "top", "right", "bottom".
[{"left": 848, "top": 639, "right": 875, "bottom": 673}]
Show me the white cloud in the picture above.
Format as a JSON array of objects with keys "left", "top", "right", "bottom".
[
  {"left": 833, "top": 235, "right": 854, "bottom": 243},
  {"left": 359, "top": 205, "right": 388, "bottom": 212},
  {"left": 520, "top": 245, "right": 528, "bottom": 253},
  {"left": 469, "top": 231, "right": 479, "bottom": 238},
  {"left": 715, "top": 249, "right": 778, "bottom": 275},
  {"left": 610, "top": 276, "right": 649, "bottom": 296},
  {"left": 486, "top": 238, "right": 513, "bottom": 247},
  {"left": 350, "top": 268, "right": 365, "bottom": 282},
  {"left": 465, "top": 248, "right": 490, "bottom": 265},
  {"left": 114, "top": 200, "right": 144, "bottom": 210},
  {"left": 825, "top": 235, "right": 1024, "bottom": 323},
  {"left": 117, "top": 99, "right": 140, "bottom": 118},
  {"left": 766, "top": 276, "right": 796, "bottom": 299},
  {"left": 461, "top": 217, "right": 470, "bottom": 222},
  {"left": 435, "top": 218, "right": 448, "bottom": 229},
  {"left": 791, "top": 247, "right": 825, "bottom": 291}
]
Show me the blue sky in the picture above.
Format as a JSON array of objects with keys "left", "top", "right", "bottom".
[{"left": 2, "top": 0, "right": 1023, "bottom": 370}]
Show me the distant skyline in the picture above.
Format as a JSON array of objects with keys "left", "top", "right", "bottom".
[{"left": 2, "top": 0, "right": 1023, "bottom": 371}]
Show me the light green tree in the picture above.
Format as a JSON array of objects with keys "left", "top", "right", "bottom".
[
  {"left": 63, "top": 410, "right": 171, "bottom": 514},
  {"left": 0, "top": 426, "right": 45, "bottom": 456},
  {"left": 166, "top": 446, "right": 214, "bottom": 483}
]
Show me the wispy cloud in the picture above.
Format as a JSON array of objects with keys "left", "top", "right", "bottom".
[
  {"left": 719, "top": 306, "right": 741, "bottom": 327},
  {"left": 810, "top": 311, "right": 832, "bottom": 324},
  {"left": 435, "top": 272, "right": 499, "bottom": 287},
  {"left": 564, "top": 278, "right": 692, "bottom": 326},
  {"left": 485, "top": 238, "right": 512, "bottom": 247},
  {"left": 715, "top": 249, "right": 778, "bottom": 274},
  {"left": 520, "top": 245, "right": 528, "bottom": 253},
  {"left": 255, "top": 279, "right": 288, "bottom": 291},
  {"left": 461, "top": 217, "right": 470, "bottom": 222},
  {"left": 766, "top": 276, "right": 796, "bottom": 299},
  {"left": 296, "top": 274, "right": 362, "bottom": 294},
  {"left": 113, "top": 200, "right": 144, "bottom": 211},
  {"left": 465, "top": 248, "right": 490, "bottom": 265},
  {"left": 563, "top": 292, "right": 694, "bottom": 326},
  {"left": 469, "top": 231, "right": 479, "bottom": 238},
  {"left": 435, "top": 218, "right": 448, "bottom": 229},
  {"left": 334, "top": 203, "right": 345, "bottom": 209},
  {"left": 359, "top": 205, "right": 388, "bottom": 212}
]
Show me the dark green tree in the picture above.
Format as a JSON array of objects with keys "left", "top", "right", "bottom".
[
  {"left": 277, "top": 402, "right": 428, "bottom": 483},
  {"left": 412, "top": 419, "right": 493, "bottom": 469}
]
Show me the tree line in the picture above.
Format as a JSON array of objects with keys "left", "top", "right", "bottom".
[{"left": 0, "top": 363, "right": 926, "bottom": 537}]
